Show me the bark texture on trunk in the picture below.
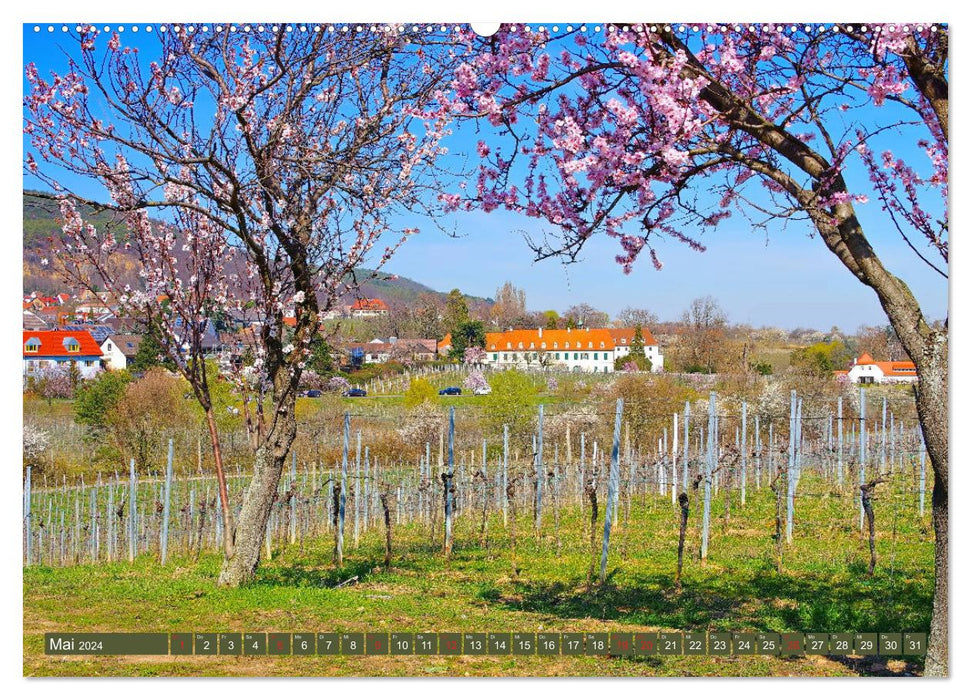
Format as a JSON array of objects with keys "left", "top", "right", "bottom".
[
  {"left": 218, "top": 399, "right": 296, "bottom": 587},
  {"left": 913, "top": 337, "right": 948, "bottom": 677}
]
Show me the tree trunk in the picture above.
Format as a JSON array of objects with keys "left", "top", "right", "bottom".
[
  {"left": 912, "top": 340, "right": 948, "bottom": 677},
  {"left": 217, "top": 409, "right": 296, "bottom": 587},
  {"left": 675, "top": 492, "right": 689, "bottom": 590},
  {"left": 507, "top": 477, "right": 518, "bottom": 577},
  {"left": 585, "top": 483, "right": 598, "bottom": 590},
  {"left": 204, "top": 408, "right": 235, "bottom": 560},
  {"left": 380, "top": 492, "right": 393, "bottom": 567},
  {"left": 332, "top": 481, "right": 342, "bottom": 565}
]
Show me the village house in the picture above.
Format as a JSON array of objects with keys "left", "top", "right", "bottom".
[
  {"left": 836, "top": 353, "right": 918, "bottom": 384},
  {"left": 482, "top": 326, "right": 664, "bottom": 374},
  {"left": 347, "top": 337, "right": 438, "bottom": 364},
  {"left": 23, "top": 310, "right": 50, "bottom": 331},
  {"left": 100, "top": 334, "right": 142, "bottom": 371},
  {"left": 74, "top": 290, "right": 115, "bottom": 318},
  {"left": 349, "top": 298, "right": 390, "bottom": 318},
  {"left": 172, "top": 317, "right": 222, "bottom": 355},
  {"left": 23, "top": 329, "right": 103, "bottom": 380}
]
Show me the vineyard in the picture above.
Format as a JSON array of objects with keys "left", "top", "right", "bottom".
[
  {"left": 23, "top": 380, "right": 934, "bottom": 676},
  {"left": 24, "top": 385, "right": 930, "bottom": 570}
]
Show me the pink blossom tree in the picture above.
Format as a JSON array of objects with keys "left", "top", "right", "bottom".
[
  {"left": 25, "top": 25, "right": 456, "bottom": 586},
  {"left": 463, "top": 345, "right": 487, "bottom": 366},
  {"left": 463, "top": 369, "right": 488, "bottom": 392},
  {"left": 327, "top": 375, "right": 352, "bottom": 394},
  {"left": 450, "top": 23, "right": 948, "bottom": 673}
]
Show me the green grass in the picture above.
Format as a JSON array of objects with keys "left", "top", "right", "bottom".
[{"left": 24, "top": 475, "right": 932, "bottom": 677}]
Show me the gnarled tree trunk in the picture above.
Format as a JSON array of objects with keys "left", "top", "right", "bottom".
[
  {"left": 218, "top": 395, "right": 297, "bottom": 587},
  {"left": 910, "top": 334, "right": 948, "bottom": 677}
]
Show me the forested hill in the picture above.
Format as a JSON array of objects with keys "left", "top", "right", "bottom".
[{"left": 22, "top": 190, "right": 491, "bottom": 308}]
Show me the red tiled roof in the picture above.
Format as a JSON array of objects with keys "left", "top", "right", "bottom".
[
  {"left": 852, "top": 353, "right": 916, "bottom": 376},
  {"left": 23, "top": 329, "right": 102, "bottom": 358},
  {"left": 350, "top": 298, "right": 389, "bottom": 311},
  {"left": 437, "top": 333, "right": 452, "bottom": 350},
  {"left": 486, "top": 328, "right": 616, "bottom": 352},
  {"left": 609, "top": 327, "right": 658, "bottom": 346}
]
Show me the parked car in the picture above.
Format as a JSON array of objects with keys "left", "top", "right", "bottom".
[
  {"left": 343, "top": 387, "right": 367, "bottom": 397},
  {"left": 439, "top": 386, "right": 462, "bottom": 396},
  {"left": 306, "top": 389, "right": 322, "bottom": 398},
  {"left": 473, "top": 385, "right": 492, "bottom": 395}
]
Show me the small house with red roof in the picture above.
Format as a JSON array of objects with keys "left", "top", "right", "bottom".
[
  {"left": 23, "top": 329, "right": 103, "bottom": 380},
  {"left": 349, "top": 298, "right": 389, "bottom": 318},
  {"left": 840, "top": 353, "right": 918, "bottom": 384}
]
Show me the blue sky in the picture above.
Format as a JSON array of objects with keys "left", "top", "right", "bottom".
[{"left": 23, "top": 24, "right": 948, "bottom": 331}]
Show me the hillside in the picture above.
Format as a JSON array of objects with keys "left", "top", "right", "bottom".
[{"left": 22, "top": 190, "right": 491, "bottom": 308}]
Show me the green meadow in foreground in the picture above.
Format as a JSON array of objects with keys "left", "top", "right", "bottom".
[{"left": 24, "top": 476, "right": 932, "bottom": 677}]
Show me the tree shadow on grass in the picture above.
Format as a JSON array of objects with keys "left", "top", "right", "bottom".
[
  {"left": 480, "top": 564, "right": 931, "bottom": 636},
  {"left": 249, "top": 558, "right": 383, "bottom": 589},
  {"left": 825, "top": 654, "right": 924, "bottom": 677}
]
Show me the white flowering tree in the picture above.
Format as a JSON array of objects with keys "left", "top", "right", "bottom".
[
  {"left": 25, "top": 26, "right": 455, "bottom": 585},
  {"left": 397, "top": 401, "right": 446, "bottom": 448},
  {"left": 23, "top": 424, "right": 50, "bottom": 463}
]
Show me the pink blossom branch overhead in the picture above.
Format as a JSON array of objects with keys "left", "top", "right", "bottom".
[{"left": 444, "top": 23, "right": 947, "bottom": 277}]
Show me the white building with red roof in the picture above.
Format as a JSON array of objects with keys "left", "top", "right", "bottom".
[
  {"left": 837, "top": 352, "right": 918, "bottom": 384},
  {"left": 483, "top": 326, "right": 663, "bottom": 373},
  {"left": 23, "top": 329, "right": 104, "bottom": 380},
  {"left": 349, "top": 298, "right": 389, "bottom": 318}
]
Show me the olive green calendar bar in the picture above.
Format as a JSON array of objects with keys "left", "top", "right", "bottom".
[
  {"left": 45, "top": 633, "right": 169, "bottom": 655},
  {"left": 44, "top": 631, "right": 927, "bottom": 657}
]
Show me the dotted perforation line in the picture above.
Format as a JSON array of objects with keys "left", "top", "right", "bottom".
[{"left": 31, "top": 23, "right": 945, "bottom": 36}]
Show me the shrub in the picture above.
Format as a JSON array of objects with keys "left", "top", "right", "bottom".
[
  {"left": 404, "top": 377, "right": 438, "bottom": 408},
  {"left": 74, "top": 370, "right": 132, "bottom": 431}
]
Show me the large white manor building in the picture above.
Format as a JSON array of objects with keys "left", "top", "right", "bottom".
[{"left": 482, "top": 327, "right": 663, "bottom": 373}]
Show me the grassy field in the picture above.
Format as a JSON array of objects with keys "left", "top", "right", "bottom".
[{"left": 23, "top": 475, "right": 932, "bottom": 677}]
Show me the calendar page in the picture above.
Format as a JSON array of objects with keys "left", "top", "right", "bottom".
[{"left": 21, "top": 14, "right": 949, "bottom": 680}]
